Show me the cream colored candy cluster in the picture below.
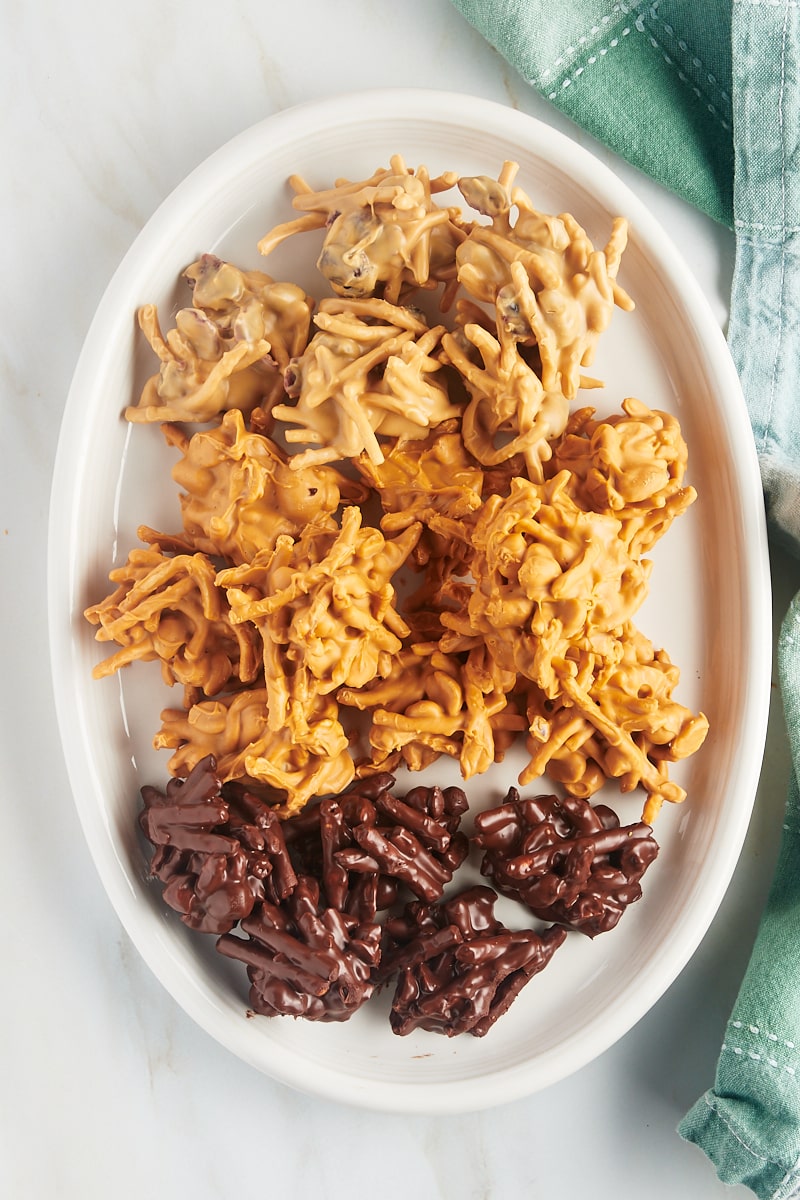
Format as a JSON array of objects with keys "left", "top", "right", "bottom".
[
  {"left": 257, "top": 154, "right": 464, "bottom": 303},
  {"left": 85, "top": 156, "right": 707, "bottom": 821},
  {"left": 126, "top": 254, "right": 312, "bottom": 425},
  {"left": 274, "top": 297, "right": 461, "bottom": 468}
]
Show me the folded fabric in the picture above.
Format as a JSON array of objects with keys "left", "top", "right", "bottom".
[
  {"left": 452, "top": 0, "right": 735, "bottom": 224},
  {"left": 679, "top": 593, "right": 800, "bottom": 1198},
  {"left": 726, "top": 4, "right": 800, "bottom": 555},
  {"left": 449, "top": 1, "right": 800, "bottom": 1196}
]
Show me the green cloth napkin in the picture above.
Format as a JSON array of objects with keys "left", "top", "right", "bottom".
[
  {"left": 454, "top": 0, "right": 735, "bottom": 225},
  {"left": 450, "top": 1, "right": 800, "bottom": 1196}
]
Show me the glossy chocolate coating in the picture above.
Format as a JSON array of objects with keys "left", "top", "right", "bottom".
[
  {"left": 139, "top": 765, "right": 587, "bottom": 1034},
  {"left": 473, "top": 788, "right": 659, "bottom": 937},
  {"left": 280, "top": 774, "right": 469, "bottom": 919},
  {"left": 139, "top": 755, "right": 296, "bottom": 934},
  {"left": 382, "top": 886, "right": 566, "bottom": 1037},
  {"left": 216, "top": 877, "right": 382, "bottom": 1022}
]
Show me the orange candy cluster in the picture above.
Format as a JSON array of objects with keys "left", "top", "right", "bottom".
[{"left": 86, "top": 157, "right": 707, "bottom": 824}]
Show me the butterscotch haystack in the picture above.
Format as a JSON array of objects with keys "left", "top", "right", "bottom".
[
  {"left": 84, "top": 545, "right": 260, "bottom": 696},
  {"left": 275, "top": 298, "right": 460, "bottom": 468},
  {"left": 126, "top": 254, "right": 312, "bottom": 424},
  {"left": 138, "top": 410, "right": 365, "bottom": 565},
  {"left": 88, "top": 155, "right": 708, "bottom": 826},
  {"left": 258, "top": 154, "right": 465, "bottom": 304},
  {"left": 455, "top": 161, "right": 633, "bottom": 401}
]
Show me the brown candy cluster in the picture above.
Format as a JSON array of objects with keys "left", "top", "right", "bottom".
[
  {"left": 218, "top": 879, "right": 383, "bottom": 1021},
  {"left": 139, "top": 756, "right": 659, "bottom": 1034},
  {"left": 473, "top": 788, "right": 659, "bottom": 937},
  {"left": 280, "top": 770, "right": 470, "bottom": 917},
  {"left": 381, "top": 887, "right": 566, "bottom": 1037},
  {"left": 140, "top": 755, "right": 297, "bottom": 933}
]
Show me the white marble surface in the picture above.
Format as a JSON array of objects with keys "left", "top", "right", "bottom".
[{"left": 3, "top": 2, "right": 797, "bottom": 1196}]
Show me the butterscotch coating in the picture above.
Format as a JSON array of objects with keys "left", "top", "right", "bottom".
[
  {"left": 441, "top": 316, "right": 569, "bottom": 482},
  {"left": 142, "top": 409, "right": 364, "bottom": 565},
  {"left": 441, "top": 473, "right": 651, "bottom": 695},
  {"left": 126, "top": 254, "right": 312, "bottom": 424},
  {"left": 356, "top": 420, "right": 484, "bottom": 534},
  {"left": 432, "top": 463, "right": 706, "bottom": 819},
  {"left": 339, "top": 640, "right": 524, "bottom": 779},
  {"left": 456, "top": 161, "right": 633, "bottom": 400},
  {"left": 84, "top": 545, "right": 260, "bottom": 695},
  {"left": 156, "top": 688, "right": 271, "bottom": 779},
  {"left": 522, "top": 624, "right": 709, "bottom": 821},
  {"left": 258, "top": 155, "right": 465, "bottom": 304},
  {"left": 184, "top": 255, "right": 312, "bottom": 370},
  {"left": 274, "top": 298, "right": 461, "bottom": 468},
  {"left": 155, "top": 688, "right": 355, "bottom": 819},
  {"left": 86, "top": 157, "right": 711, "bottom": 840},
  {"left": 549, "top": 397, "right": 697, "bottom": 556},
  {"left": 217, "top": 507, "right": 421, "bottom": 738},
  {"left": 355, "top": 420, "right": 484, "bottom": 592}
]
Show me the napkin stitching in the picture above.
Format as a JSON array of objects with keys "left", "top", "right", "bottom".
[
  {"left": 644, "top": 3, "right": 732, "bottom": 111},
  {"left": 703, "top": 1097, "right": 800, "bottom": 1200},
  {"left": 543, "top": 16, "right": 730, "bottom": 130},
  {"left": 538, "top": 1, "right": 639, "bottom": 82},
  {"left": 701, "top": 1093, "right": 781, "bottom": 1166},
  {"left": 735, "top": 222, "right": 800, "bottom": 234},
  {"left": 630, "top": 19, "right": 732, "bottom": 131},
  {"left": 774, "top": 1160, "right": 800, "bottom": 1200},
  {"left": 731, "top": 1020, "right": 799, "bottom": 1053},
  {"left": 544, "top": 27, "right": 632, "bottom": 101},
  {"left": 537, "top": 0, "right": 731, "bottom": 134},
  {"left": 734, "top": 1, "right": 800, "bottom": 9},
  {"left": 722, "top": 1042, "right": 798, "bottom": 1076}
]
